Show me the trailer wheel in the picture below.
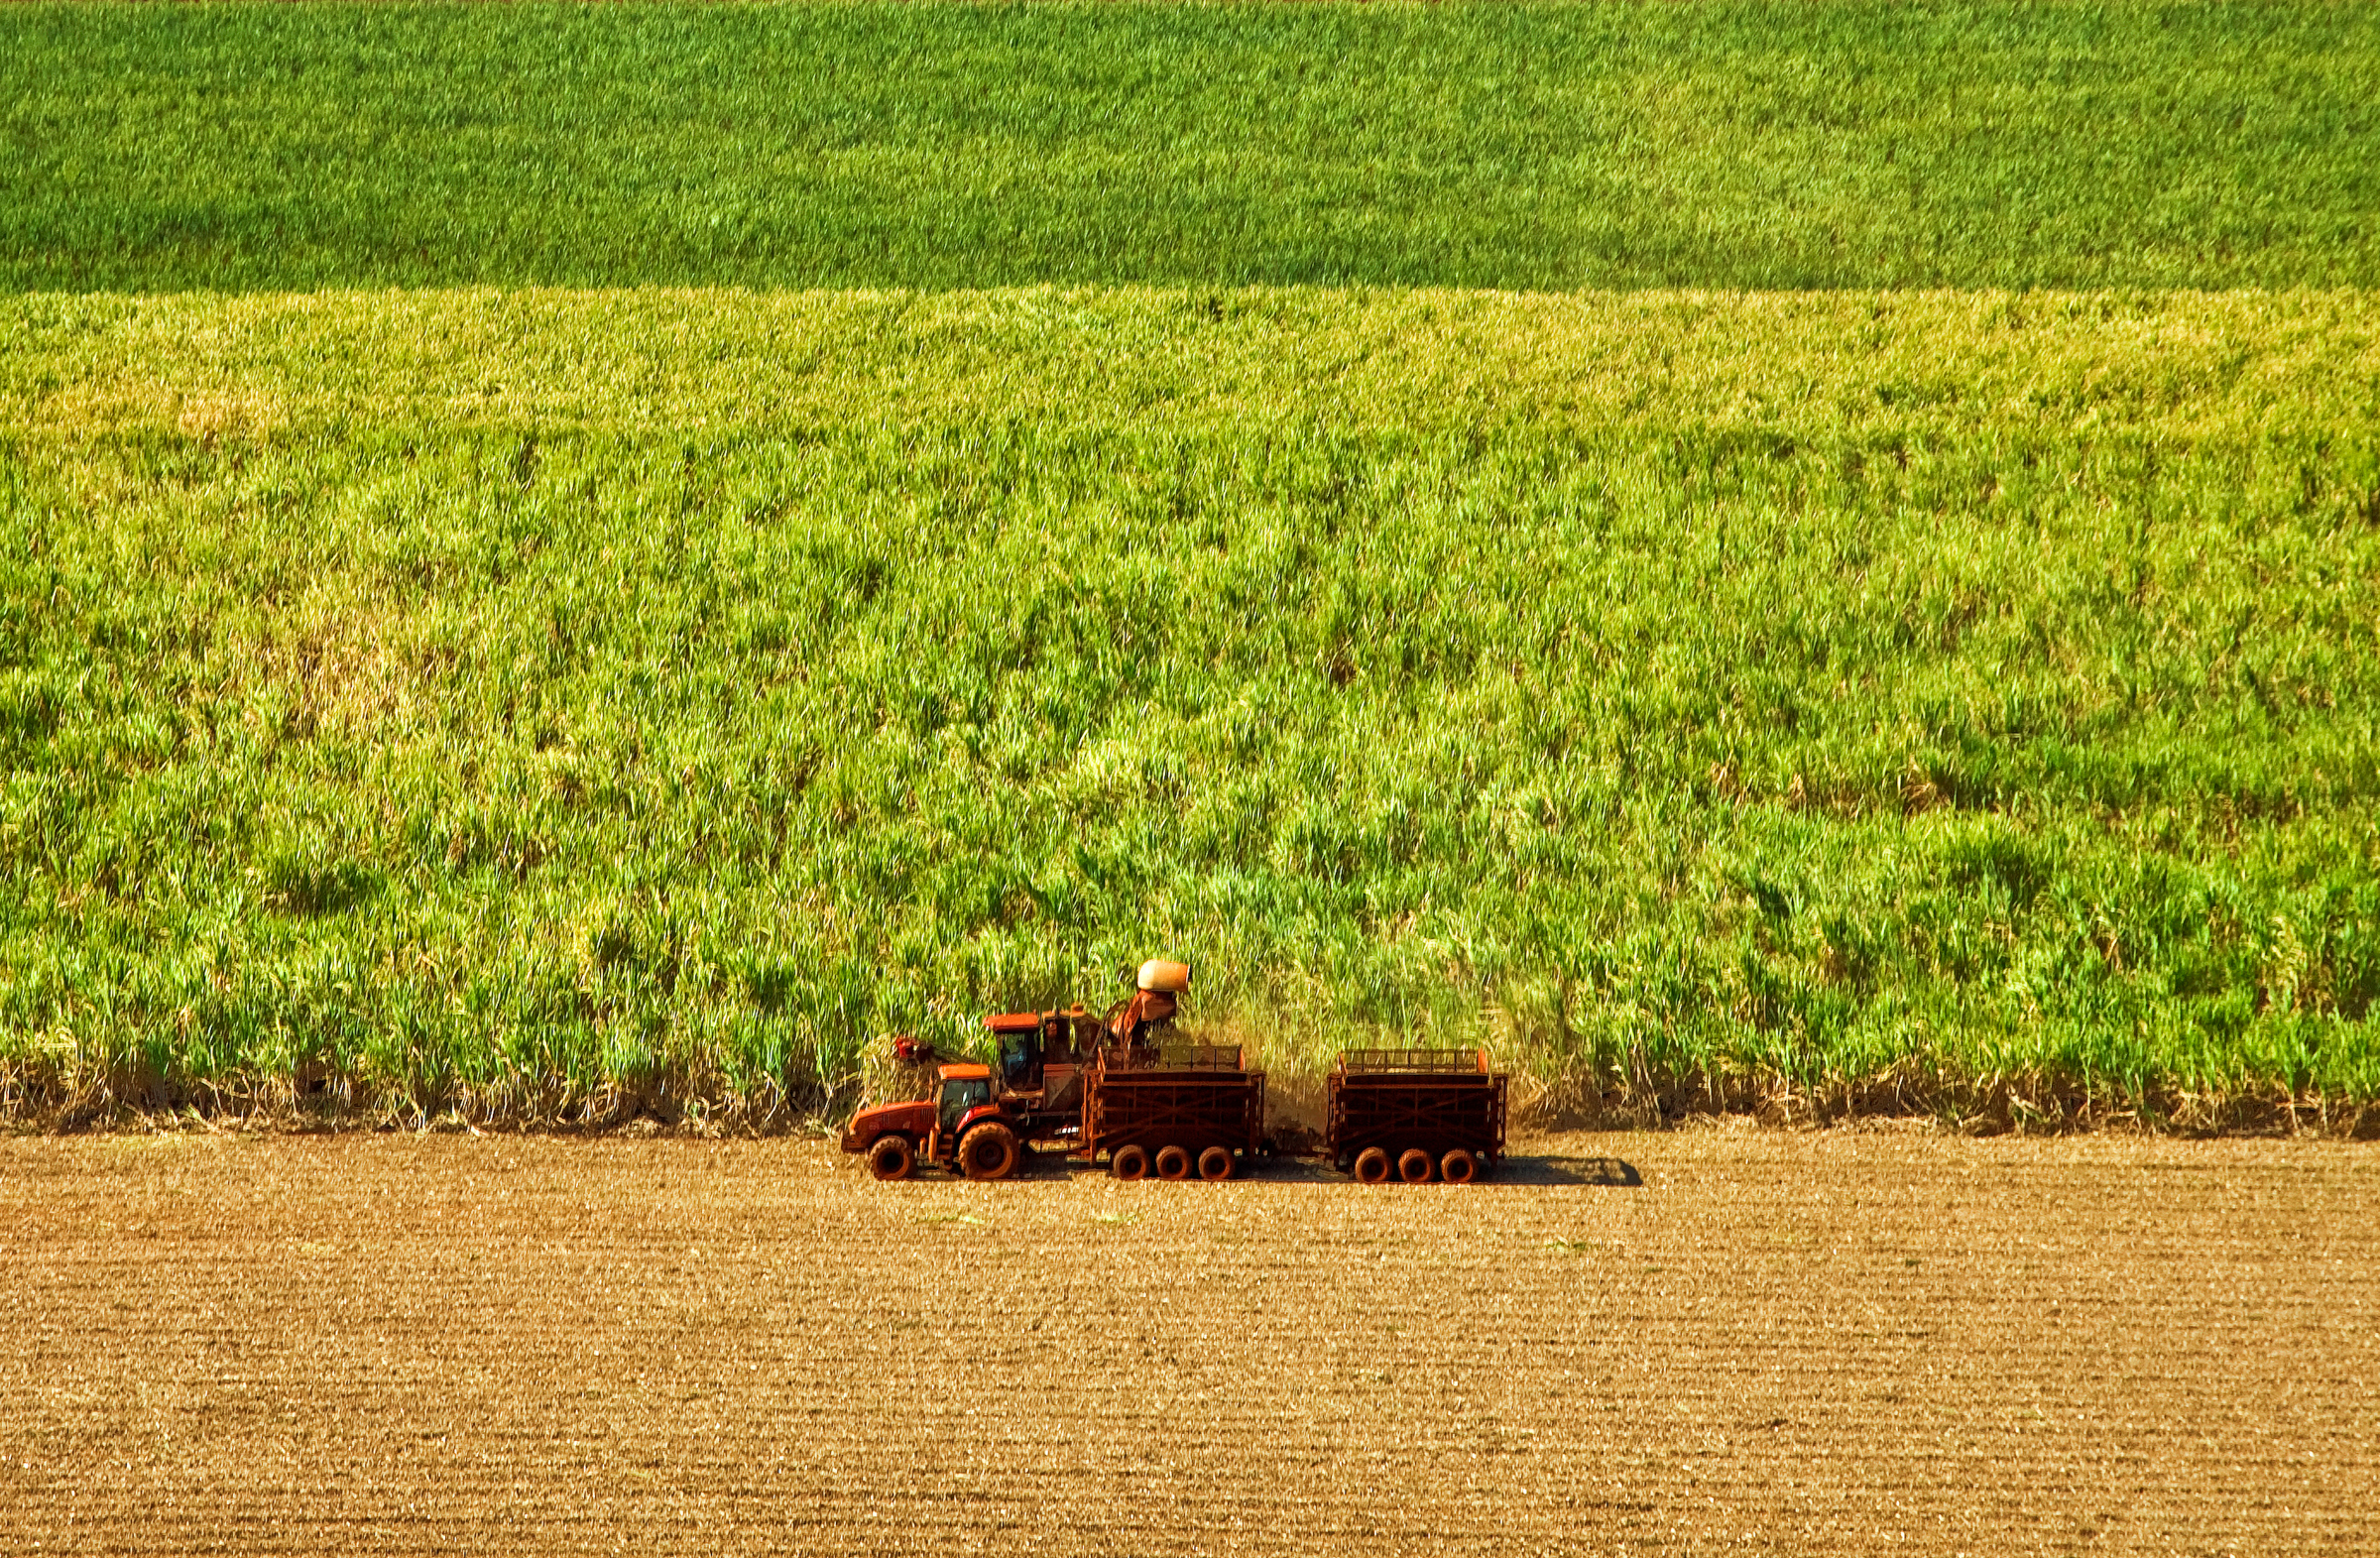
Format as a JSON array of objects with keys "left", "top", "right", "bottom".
[
  {"left": 1154, "top": 1144, "right": 1193, "bottom": 1181},
  {"left": 1352, "top": 1147, "right": 1392, "bottom": 1184},
  {"left": 1397, "top": 1147, "right": 1436, "bottom": 1184},
  {"left": 1110, "top": 1143, "right": 1149, "bottom": 1180},
  {"left": 1197, "top": 1145, "right": 1235, "bottom": 1182},
  {"left": 867, "top": 1134, "right": 916, "bottom": 1182},
  {"left": 959, "top": 1122, "right": 1020, "bottom": 1182},
  {"left": 1439, "top": 1148, "right": 1479, "bottom": 1185}
]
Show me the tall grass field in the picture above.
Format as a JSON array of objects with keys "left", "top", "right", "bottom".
[
  {"left": 4, "top": 3, "right": 2377, "bottom": 1132},
  {"left": 8, "top": 291, "right": 2377, "bottom": 1128}
]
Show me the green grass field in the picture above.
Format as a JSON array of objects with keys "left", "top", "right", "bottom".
[
  {"left": 5, "top": 3, "right": 2378, "bottom": 1131},
  {"left": 5, "top": 1, "right": 2378, "bottom": 291},
  {"left": 6, "top": 291, "right": 2377, "bottom": 1127}
]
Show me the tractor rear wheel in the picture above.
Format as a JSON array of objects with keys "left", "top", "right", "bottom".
[
  {"left": 1439, "top": 1148, "right": 1479, "bottom": 1185},
  {"left": 1397, "top": 1147, "right": 1436, "bottom": 1184},
  {"left": 1352, "top": 1146, "right": 1392, "bottom": 1184},
  {"left": 959, "top": 1122, "right": 1020, "bottom": 1181},
  {"left": 1154, "top": 1143, "right": 1193, "bottom": 1181},
  {"left": 1197, "top": 1145, "right": 1235, "bottom": 1182},
  {"left": 1110, "top": 1143, "right": 1150, "bottom": 1180},
  {"left": 867, "top": 1134, "right": 916, "bottom": 1181}
]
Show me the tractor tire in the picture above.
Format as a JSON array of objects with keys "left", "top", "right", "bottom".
[
  {"left": 1197, "top": 1145, "right": 1235, "bottom": 1182},
  {"left": 1439, "top": 1148, "right": 1480, "bottom": 1185},
  {"left": 1154, "top": 1144, "right": 1193, "bottom": 1182},
  {"left": 1110, "top": 1143, "right": 1150, "bottom": 1180},
  {"left": 1397, "top": 1147, "right": 1436, "bottom": 1184},
  {"left": 867, "top": 1134, "right": 916, "bottom": 1182},
  {"left": 959, "top": 1122, "right": 1020, "bottom": 1182},
  {"left": 1352, "top": 1146, "right": 1392, "bottom": 1184}
]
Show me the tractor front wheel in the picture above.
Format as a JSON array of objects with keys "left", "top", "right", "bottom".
[
  {"left": 959, "top": 1122, "right": 1020, "bottom": 1182},
  {"left": 868, "top": 1134, "right": 917, "bottom": 1181}
]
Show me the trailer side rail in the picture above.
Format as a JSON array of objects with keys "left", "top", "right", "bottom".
[
  {"left": 1336, "top": 1047, "right": 1489, "bottom": 1076},
  {"left": 1106, "top": 1043, "right": 1249, "bottom": 1073}
]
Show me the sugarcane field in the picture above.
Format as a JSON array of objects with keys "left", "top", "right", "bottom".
[{"left": 6, "top": 0, "right": 2379, "bottom": 1552}]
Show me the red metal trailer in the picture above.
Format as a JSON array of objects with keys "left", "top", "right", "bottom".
[
  {"left": 1085, "top": 1043, "right": 1264, "bottom": 1182},
  {"left": 1325, "top": 1048, "right": 1507, "bottom": 1184}
]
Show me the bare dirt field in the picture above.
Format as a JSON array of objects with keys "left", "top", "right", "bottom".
[{"left": 1, "top": 1129, "right": 2373, "bottom": 1556}]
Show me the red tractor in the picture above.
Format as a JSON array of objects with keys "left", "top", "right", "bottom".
[{"left": 840, "top": 1060, "right": 1024, "bottom": 1183}]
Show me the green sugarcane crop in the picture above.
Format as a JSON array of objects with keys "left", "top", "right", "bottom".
[{"left": 4, "top": 290, "right": 2375, "bottom": 1125}]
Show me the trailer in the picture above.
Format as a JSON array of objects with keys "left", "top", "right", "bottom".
[
  {"left": 1086, "top": 1042, "right": 1264, "bottom": 1181},
  {"left": 1325, "top": 1048, "right": 1507, "bottom": 1184}
]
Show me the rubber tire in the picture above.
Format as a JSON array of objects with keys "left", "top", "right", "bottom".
[
  {"left": 1154, "top": 1143, "right": 1193, "bottom": 1182},
  {"left": 1439, "top": 1148, "right": 1479, "bottom": 1185},
  {"left": 1397, "top": 1147, "right": 1436, "bottom": 1184},
  {"left": 867, "top": 1134, "right": 916, "bottom": 1182},
  {"left": 1197, "top": 1145, "right": 1235, "bottom": 1182},
  {"left": 959, "top": 1122, "right": 1020, "bottom": 1182},
  {"left": 1352, "top": 1146, "right": 1392, "bottom": 1184},
  {"left": 1110, "top": 1143, "right": 1150, "bottom": 1181}
]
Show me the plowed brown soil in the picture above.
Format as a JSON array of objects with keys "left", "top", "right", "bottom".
[{"left": 2, "top": 1130, "right": 2373, "bottom": 1555}]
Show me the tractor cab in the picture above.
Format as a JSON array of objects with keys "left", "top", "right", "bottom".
[{"left": 936, "top": 1064, "right": 996, "bottom": 1139}]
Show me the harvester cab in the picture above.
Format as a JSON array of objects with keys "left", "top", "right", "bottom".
[{"left": 983, "top": 1006, "right": 1101, "bottom": 1094}]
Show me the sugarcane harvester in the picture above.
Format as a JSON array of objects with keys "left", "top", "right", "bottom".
[{"left": 839, "top": 960, "right": 1265, "bottom": 1182}]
